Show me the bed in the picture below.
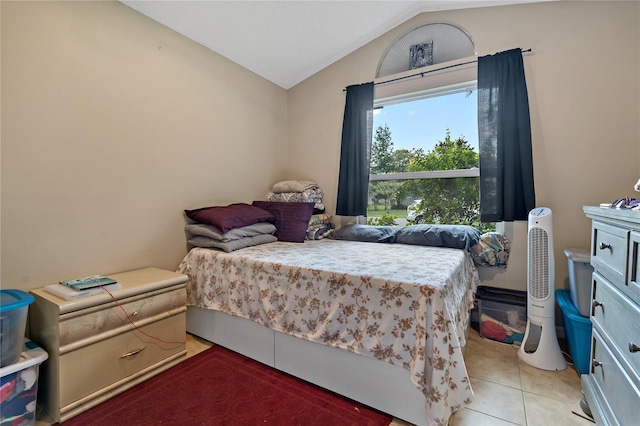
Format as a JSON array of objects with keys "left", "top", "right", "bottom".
[{"left": 177, "top": 236, "right": 482, "bottom": 426}]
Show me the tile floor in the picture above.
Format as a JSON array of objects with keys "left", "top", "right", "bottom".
[
  {"left": 37, "top": 330, "right": 595, "bottom": 426},
  {"left": 447, "top": 329, "right": 593, "bottom": 426}
]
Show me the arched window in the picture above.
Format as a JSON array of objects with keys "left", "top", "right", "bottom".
[
  {"left": 377, "top": 23, "right": 476, "bottom": 78},
  {"left": 367, "top": 23, "right": 487, "bottom": 229}
]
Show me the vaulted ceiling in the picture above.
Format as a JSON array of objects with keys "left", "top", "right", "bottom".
[{"left": 121, "top": 1, "right": 555, "bottom": 89}]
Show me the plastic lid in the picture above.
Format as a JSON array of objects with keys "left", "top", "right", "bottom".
[
  {"left": 563, "top": 248, "right": 591, "bottom": 263},
  {"left": 0, "top": 289, "right": 35, "bottom": 313},
  {"left": 0, "top": 339, "right": 48, "bottom": 377}
]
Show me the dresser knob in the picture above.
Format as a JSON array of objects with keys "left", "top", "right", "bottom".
[
  {"left": 593, "top": 300, "right": 603, "bottom": 309},
  {"left": 592, "top": 360, "right": 603, "bottom": 368},
  {"left": 630, "top": 343, "right": 640, "bottom": 353},
  {"left": 599, "top": 242, "right": 612, "bottom": 250}
]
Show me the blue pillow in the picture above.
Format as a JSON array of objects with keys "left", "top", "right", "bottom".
[
  {"left": 329, "top": 224, "right": 398, "bottom": 243},
  {"left": 395, "top": 224, "right": 481, "bottom": 250}
]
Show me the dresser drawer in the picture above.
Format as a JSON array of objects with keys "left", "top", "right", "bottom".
[
  {"left": 58, "top": 311, "right": 185, "bottom": 408},
  {"left": 58, "top": 285, "right": 186, "bottom": 350},
  {"left": 591, "top": 221, "right": 629, "bottom": 284},
  {"left": 592, "top": 273, "right": 640, "bottom": 380},
  {"left": 591, "top": 329, "right": 640, "bottom": 426},
  {"left": 625, "top": 231, "right": 640, "bottom": 305}
]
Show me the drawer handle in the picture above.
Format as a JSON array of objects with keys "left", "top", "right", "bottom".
[
  {"left": 593, "top": 300, "right": 603, "bottom": 310},
  {"left": 119, "top": 346, "right": 146, "bottom": 359},
  {"left": 630, "top": 343, "right": 640, "bottom": 353},
  {"left": 592, "top": 360, "right": 603, "bottom": 368},
  {"left": 599, "top": 242, "right": 612, "bottom": 251}
]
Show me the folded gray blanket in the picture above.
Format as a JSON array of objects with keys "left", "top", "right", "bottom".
[
  {"left": 188, "top": 234, "right": 277, "bottom": 252},
  {"left": 185, "top": 222, "right": 276, "bottom": 242}
]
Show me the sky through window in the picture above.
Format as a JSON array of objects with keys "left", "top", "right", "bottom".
[{"left": 372, "top": 90, "right": 478, "bottom": 152}]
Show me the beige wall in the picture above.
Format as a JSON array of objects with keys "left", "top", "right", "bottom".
[
  {"left": 2, "top": 1, "right": 639, "bottom": 294},
  {"left": 288, "top": 1, "right": 640, "bottom": 292},
  {"left": 1, "top": 1, "right": 288, "bottom": 289}
]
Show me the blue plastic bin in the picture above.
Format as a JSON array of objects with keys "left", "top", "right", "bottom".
[
  {"left": 556, "top": 289, "right": 592, "bottom": 374},
  {"left": 0, "top": 289, "right": 34, "bottom": 367}
]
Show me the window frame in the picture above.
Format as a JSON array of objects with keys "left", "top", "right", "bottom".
[{"left": 369, "top": 80, "right": 479, "bottom": 182}]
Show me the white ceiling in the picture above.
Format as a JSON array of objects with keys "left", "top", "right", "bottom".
[{"left": 121, "top": 0, "right": 553, "bottom": 89}]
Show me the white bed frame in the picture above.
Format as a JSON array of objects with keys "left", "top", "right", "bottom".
[{"left": 187, "top": 306, "right": 432, "bottom": 426}]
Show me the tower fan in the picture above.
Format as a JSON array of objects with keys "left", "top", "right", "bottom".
[{"left": 517, "top": 207, "right": 567, "bottom": 371}]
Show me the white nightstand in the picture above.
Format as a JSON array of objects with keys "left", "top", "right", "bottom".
[{"left": 28, "top": 267, "right": 187, "bottom": 422}]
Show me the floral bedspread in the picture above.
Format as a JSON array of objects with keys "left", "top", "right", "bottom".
[{"left": 177, "top": 239, "right": 480, "bottom": 425}]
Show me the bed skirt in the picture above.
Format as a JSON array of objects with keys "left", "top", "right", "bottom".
[{"left": 186, "top": 306, "right": 463, "bottom": 426}]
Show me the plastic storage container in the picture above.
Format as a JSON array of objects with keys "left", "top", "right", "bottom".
[
  {"left": 556, "top": 289, "right": 592, "bottom": 374},
  {"left": 0, "top": 339, "right": 48, "bottom": 425},
  {"left": 0, "top": 290, "right": 34, "bottom": 367},
  {"left": 564, "top": 248, "right": 593, "bottom": 317},
  {"left": 476, "top": 286, "right": 527, "bottom": 345}
]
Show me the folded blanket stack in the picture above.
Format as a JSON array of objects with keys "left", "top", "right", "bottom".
[
  {"left": 268, "top": 180, "right": 325, "bottom": 212},
  {"left": 185, "top": 222, "right": 277, "bottom": 252},
  {"left": 184, "top": 203, "right": 278, "bottom": 252},
  {"left": 267, "top": 180, "right": 334, "bottom": 240}
]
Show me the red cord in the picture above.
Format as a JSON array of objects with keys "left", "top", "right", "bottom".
[{"left": 100, "top": 285, "right": 186, "bottom": 345}]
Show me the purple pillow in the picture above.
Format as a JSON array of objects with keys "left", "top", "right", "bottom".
[
  {"left": 252, "top": 201, "right": 315, "bottom": 243},
  {"left": 185, "top": 203, "right": 275, "bottom": 233}
]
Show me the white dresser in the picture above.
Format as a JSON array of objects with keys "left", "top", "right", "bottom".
[
  {"left": 28, "top": 267, "right": 187, "bottom": 422},
  {"left": 582, "top": 206, "right": 640, "bottom": 425}
]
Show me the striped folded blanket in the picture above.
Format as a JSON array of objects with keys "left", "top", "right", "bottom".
[{"left": 267, "top": 188, "right": 324, "bottom": 211}]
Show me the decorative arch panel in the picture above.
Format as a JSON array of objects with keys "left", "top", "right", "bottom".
[{"left": 377, "top": 23, "right": 476, "bottom": 78}]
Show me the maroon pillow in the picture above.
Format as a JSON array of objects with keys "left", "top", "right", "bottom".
[
  {"left": 184, "top": 203, "right": 275, "bottom": 233},
  {"left": 251, "top": 201, "right": 315, "bottom": 243}
]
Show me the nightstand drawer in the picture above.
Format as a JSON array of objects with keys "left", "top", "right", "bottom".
[
  {"left": 59, "top": 311, "right": 185, "bottom": 408},
  {"left": 591, "top": 329, "right": 640, "bottom": 426},
  {"left": 592, "top": 273, "right": 640, "bottom": 379},
  {"left": 591, "top": 221, "right": 629, "bottom": 284},
  {"left": 58, "top": 286, "right": 186, "bottom": 349}
]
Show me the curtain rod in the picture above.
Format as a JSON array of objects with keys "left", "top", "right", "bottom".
[{"left": 343, "top": 48, "right": 532, "bottom": 92}]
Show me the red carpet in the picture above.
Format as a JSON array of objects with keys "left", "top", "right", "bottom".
[{"left": 59, "top": 344, "right": 393, "bottom": 426}]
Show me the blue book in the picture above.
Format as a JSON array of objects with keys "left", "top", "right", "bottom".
[{"left": 59, "top": 275, "right": 117, "bottom": 291}]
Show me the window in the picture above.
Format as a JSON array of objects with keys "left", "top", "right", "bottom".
[{"left": 367, "top": 81, "right": 493, "bottom": 231}]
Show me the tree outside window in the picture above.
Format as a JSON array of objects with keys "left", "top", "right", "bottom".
[{"left": 367, "top": 87, "right": 494, "bottom": 231}]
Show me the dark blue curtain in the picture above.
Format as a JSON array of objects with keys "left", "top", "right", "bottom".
[
  {"left": 336, "top": 82, "right": 374, "bottom": 217},
  {"left": 478, "top": 48, "right": 535, "bottom": 222}
]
